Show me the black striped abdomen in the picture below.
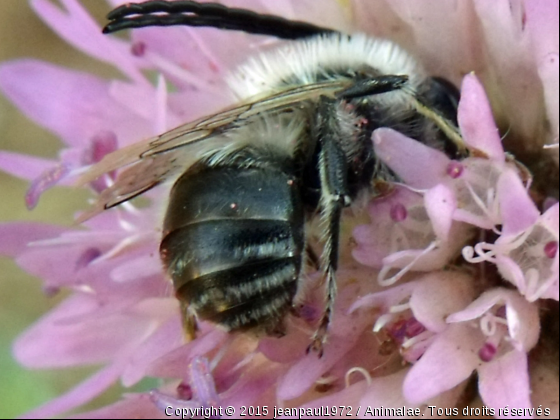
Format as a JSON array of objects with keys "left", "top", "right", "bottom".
[{"left": 160, "top": 158, "right": 304, "bottom": 333}]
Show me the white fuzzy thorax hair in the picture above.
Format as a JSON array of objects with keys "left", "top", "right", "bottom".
[{"left": 228, "top": 33, "right": 425, "bottom": 99}]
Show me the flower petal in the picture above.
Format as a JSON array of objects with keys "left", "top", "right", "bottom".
[
  {"left": 32, "top": 0, "right": 146, "bottom": 83},
  {"left": 373, "top": 128, "right": 450, "bottom": 189},
  {"left": 20, "top": 361, "right": 123, "bottom": 419},
  {"left": 146, "top": 329, "right": 228, "bottom": 379},
  {"left": 296, "top": 382, "right": 367, "bottom": 414},
  {"left": 0, "top": 151, "right": 56, "bottom": 181},
  {"left": 473, "top": 0, "right": 542, "bottom": 148},
  {"left": 0, "top": 222, "right": 66, "bottom": 257},
  {"left": 360, "top": 369, "right": 411, "bottom": 413},
  {"left": 541, "top": 202, "right": 559, "bottom": 236},
  {"left": 403, "top": 323, "right": 483, "bottom": 404},
  {"left": 120, "top": 318, "right": 183, "bottom": 387},
  {"left": 478, "top": 350, "right": 532, "bottom": 417},
  {"left": 13, "top": 294, "right": 157, "bottom": 368},
  {"left": 498, "top": 169, "right": 539, "bottom": 237},
  {"left": 410, "top": 272, "right": 476, "bottom": 333},
  {"left": 278, "top": 282, "right": 372, "bottom": 401},
  {"left": 525, "top": 0, "right": 560, "bottom": 62},
  {"left": 424, "top": 184, "right": 456, "bottom": 242},
  {"left": 538, "top": 53, "right": 559, "bottom": 150},
  {"left": 0, "top": 60, "right": 151, "bottom": 147},
  {"left": 72, "top": 393, "right": 163, "bottom": 419},
  {"left": 447, "top": 288, "right": 540, "bottom": 352},
  {"left": 530, "top": 350, "right": 560, "bottom": 419},
  {"left": 458, "top": 74, "right": 505, "bottom": 161}
]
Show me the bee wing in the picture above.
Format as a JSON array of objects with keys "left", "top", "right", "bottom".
[{"left": 77, "top": 79, "right": 353, "bottom": 221}]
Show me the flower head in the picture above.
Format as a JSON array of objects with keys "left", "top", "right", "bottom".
[{"left": 0, "top": 0, "right": 558, "bottom": 418}]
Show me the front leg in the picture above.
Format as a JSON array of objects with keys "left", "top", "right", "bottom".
[{"left": 308, "top": 96, "right": 351, "bottom": 357}]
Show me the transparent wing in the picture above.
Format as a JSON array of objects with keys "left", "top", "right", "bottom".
[{"left": 77, "top": 79, "right": 355, "bottom": 221}]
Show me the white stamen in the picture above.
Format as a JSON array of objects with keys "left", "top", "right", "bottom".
[
  {"left": 401, "top": 330, "right": 432, "bottom": 349},
  {"left": 373, "top": 313, "right": 395, "bottom": 332},
  {"left": 378, "top": 241, "right": 439, "bottom": 286},
  {"left": 95, "top": 234, "right": 145, "bottom": 262},
  {"left": 389, "top": 303, "right": 411, "bottom": 313},
  {"left": 465, "top": 181, "right": 496, "bottom": 222},
  {"left": 480, "top": 313, "right": 497, "bottom": 336},
  {"left": 345, "top": 367, "right": 372, "bottom": 388}
]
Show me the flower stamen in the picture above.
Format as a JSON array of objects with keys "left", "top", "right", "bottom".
[
  {"left": 345, "top": 367, "right": 372, "bottom": 388},
  {"left": 544, "top": 241, "right": 558, "bottom": 259},
  {"left": 378, "top": 241, "right": 439, "bottom": 286},
  {"left": 447, "top": 161, "right": 464, "bottom": 179}
]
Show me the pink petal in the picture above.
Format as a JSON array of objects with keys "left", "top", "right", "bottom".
[
  {"left": 403, "top": 323, "right": 484, "bottom": 404},
  {"left": 129, "top": 26, "right": 233, "bottom": 92},
  {"left": 0, "top": 60, "right": 151, "bottom": 147},
  {"left": 496, "top": 255, "right": 529, "bottom": 293},
  {"left": 108, "top": 81, "right": 164, "bottom": 126},
  {"left": 446, "top": 288, "right": 513, "bottom": 323},
  {"left": 478, "top": 350, "right": 532, "bottom": 418},
  {"left": 20, "top": 361, "right": 123, "bottom": 419},
  {"left": 221, "top": 363, "right": 282, "bottom": 412},
  {"left": 110, "top": 255, "right": 163, "bottom": 283},
  {"left": 0, "top": 151, "right": 56, "bottom": 181},
  {"left": 538, "top": 53, "right": 559, "bottom": 148},
  {"left": 530, "top": 353, "right": 560, "bottom": 419},
  {"left": 278, "top": 283, "right": 372, "bottom": 401},
  {"left": 373, "top": 128, "right": 450, "bottom": 189},
  {"left": 25, "top": 163, "right": 71, "bottom": 210},
  {"left": 289, "top": 0, "right": 352, "bottom": 33},
  {"left": 447, "top": 288, "right": 540, "bottom": 352},
  {"left": 0, "top": 222, "right": 66, "bottom": 257},
  {"left": 120, "top": 318, "right": 183, "bottom": 387},
  {"left": 352, "top": 187, "right": 426, "bottom": 268},
  {"left": 72, "top": 393, "right": 164, "bottom": 419},
  {"left": 351, "top": 227, "right": 387, "bottom": 267},
  {"left": 473, "top": 0, "right": 542, "bottom": 147},
  {"left": 503, "top": 294, "right": 540, "bottom": 351},
  {"left": 498, "top": 169, "right": 539, "bottom": 236},
  {"left": 541, "top": 203, "right": 559, "bottom": 237},
  {"left": 15, "top": 236, "right": 120, "bottom": 289},
  {"left": 32, "top": 0, "right": 146, "bottom": 83},
  {"left": 458, "top": 74, "right": 505, "bottom": 161},
  {"left": 360, "top": 369, "right": 412, "bottom": 414},
  {"left": 372, "top": 1, "right": 482, "bottom": 86},
  {"left": 13, "top": 294, "right": 155, "bottom": 368},
  {"left": 294, "top": 382, "right": 367, "bottom": 414},
  {"left": 424, "top": 184, "right": 456, "bottom": 241},
  {"left": 258, "top": 327, "right": 309, "bottom": 364},
  {"left": 146, "top": 329, "right": 228, "bottom": 379},
  {"left": 525, "top": 0, "right": 560, "bottom": 62},
  {"left": 277, "top": 340, "right": 351, "bottom": 401},
  {"left": 410, "top": 272, "right": 476, "bottom": 333}
]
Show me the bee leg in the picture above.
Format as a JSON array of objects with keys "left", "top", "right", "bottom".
[
  {"left": 305, "top": 243, "right": 321, "bottom": 271},
  {"left": 307, "top": 96, "right": 351, "bottom": 357},
  {"left": 180, "top": 301, "right": 199, "bottom": 341}
]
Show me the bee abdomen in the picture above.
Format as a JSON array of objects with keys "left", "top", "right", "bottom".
[
  {"left": 177, "top": 254, "right": 300, "bottom": 331},
  {"left": 160, "top": 158, "right": 304, "bottom": 333}
]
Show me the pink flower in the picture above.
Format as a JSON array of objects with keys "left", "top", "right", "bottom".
[
  {"left": 463, "top": 172, "right": 559, "bottom": 302},
  {"left": 0, "top": 0, "right": 558, "bottom": 418}
]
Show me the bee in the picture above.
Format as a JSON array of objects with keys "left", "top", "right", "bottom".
[{"left": 80, "top": 0, "right": 467, "bottom": 355}]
